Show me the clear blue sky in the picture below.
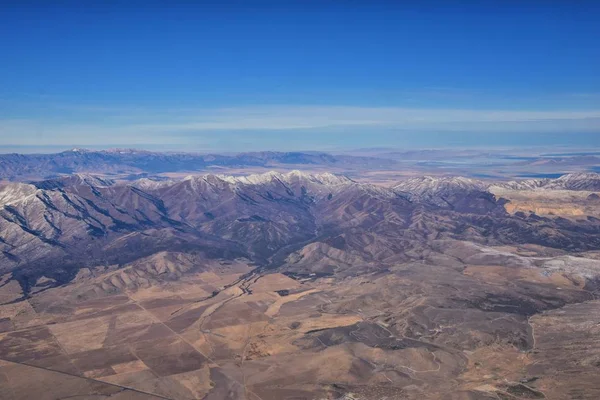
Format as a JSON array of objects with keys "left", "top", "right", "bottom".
[{"left": 1, "top": 1, "right": 599, "bottom": 151}]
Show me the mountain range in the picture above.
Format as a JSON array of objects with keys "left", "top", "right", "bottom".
[
  {"left": 2, "top": 169, "right": 600, "bottom": 399},
  {"left": 3, "top": 170, "right": 600, "bottom": 296}
]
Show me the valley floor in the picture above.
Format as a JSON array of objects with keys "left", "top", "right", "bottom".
[{"left": 1, "top": 244, "right": 599, "bottom": 400}]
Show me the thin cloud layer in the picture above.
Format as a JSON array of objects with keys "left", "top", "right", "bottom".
[{"left": 1, "top": 105, "right": 599, "bottom": 147}]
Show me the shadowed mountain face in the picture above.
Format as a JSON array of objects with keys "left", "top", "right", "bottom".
[{"left": 2, "top": 171, "right": 600, "bottom": 399}]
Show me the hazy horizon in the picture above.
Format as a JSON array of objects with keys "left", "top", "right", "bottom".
[{"left": 2, "top": 131, "right": 600, "bottom": 155}]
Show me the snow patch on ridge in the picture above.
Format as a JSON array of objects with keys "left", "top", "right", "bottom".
[
  {"left": 393, "top": 176, "right": 487, "bottom": 196},
  {"left": 0, "top": 183, "right": 39, "bottom": 206}
]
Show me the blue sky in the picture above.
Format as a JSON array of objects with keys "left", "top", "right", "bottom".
[{"left": 1, "top": 1, "right": 599, "bottom": 152}]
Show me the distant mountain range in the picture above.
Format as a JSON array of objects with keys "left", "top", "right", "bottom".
[
  {"left": 3, "top": 148, "right": 600, "bottom": 182},
  {"left": 0, "top": 149, "right": 397, "bottom": 181}
]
